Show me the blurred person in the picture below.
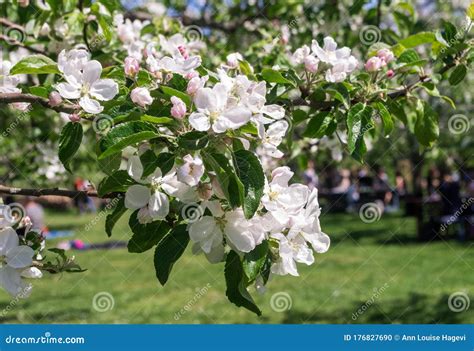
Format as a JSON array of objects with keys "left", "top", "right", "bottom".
[
  {"left": 25, "top": 197, "right": 45, "bottom": 232},
  {"left": 303, "top": 159, "right": 319, "bottom": 190}
]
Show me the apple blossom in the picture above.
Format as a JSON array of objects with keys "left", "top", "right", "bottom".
[
  {"left": 188, "top": 83, "right": 252, "bottom": 133},
  {"left": 0, "top": 227, "right": 35, "bottom": 296},
  {"left": 56, "top": 51, "right": 118, "bottom": 114},
  {"left": 131, "top": 87, "right": 153, "bottom": 108},
  {"left": 365, "top": 56, "right": 383, "bottom": 72},
  {"left": 48, "top": 91, "right": 62, "bottom": 107},
  {"left": 311, "top": 36, "right": 358, "bottom": 82},
  {"left": 170, "top": 96, "right": 187, "bottom": 119},
  {"left": 177, "top": 154, "right": 204, "bottom": 186},
  {"left": 124, "top": 56, "right": 140, "bottom": 77},
  {"left": 377, "top": 48, "right": 395, "bottom": 65},
  {"left": 226, "top": 52, "right": 243, "bottom": 68},
  {"left": 186, "top": 75, "right": 208, "bottom": 95}
]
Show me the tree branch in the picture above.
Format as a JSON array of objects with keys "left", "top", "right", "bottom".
[
  {"left": 0, "top": 93, "right": 79, "bottom": 114},
  {"left": 0, "top": 185, "right": 121, "bottom": 199},
  {"left": 0, "top": 19, "right": 48, "bottom": 55}
]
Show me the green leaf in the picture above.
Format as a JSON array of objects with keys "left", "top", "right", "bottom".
[
  {"left": 139, "top": 150, "right": 175, "bottom": 178},
  {"left": 373, "top": 102, "right": 394, "bottom": 136},
  {"left": 261, "top": 68, "right": 295, "bottom": 86},
  {"left": 97, "top": 170, "right": 135, "bottom": 197},
  {"left": 397, "top": 49, "right": 420, "bottom": 64},
  {"left": 140, "top": 115, "right": 174, "bottom": 125},
  {"left": 161, "top": 86, "right": 191, "bottom": 107},
  {"left": 98, "top": 121, "right": 159, "bottom": 159},
  {"left": 449, "top": 65, "right": 467, "bottom": 86},
  {"left": 58, "top": 122, "right": 83, "bottom": 172},
  {"left": 154, "top": 224, "right": 189, "bottom": 285},
  {"left": 398, "top": 32, "right": 436, "bottom": 48},
  {"left": 105, "top": 196, "right": 126, "bottom": 237},
  {"left": 29, "top": 86, "right": 49, "bottom": 98},
  {"left": 303, "top": 112, "right": 332, "bottom": 138},
  {"left": 128, "top": 211, "right": 171, "bottom": 253},
  {"left": 233, "top": 150, "right": 265, "bottom": 219},
  {"left": 10, "top": 55, "right": 59, "bottom": 75},
  {"left": 225, "top": 250, "right": 262, "bottom": 316},
  {"left": 415, "top": 101, "right": 439, "bottom": 147},
  {"left": 347, "top": 103, "right": 374, "bottom": 155},
  {"left": 177, "top": 131, "right": 209, "bottom": 150},
  {"left": 202, "top": 152, "right": 243, "bottom": 208},
  {"left": 243, "top": 241, "right": 269, "bottom": 283}
]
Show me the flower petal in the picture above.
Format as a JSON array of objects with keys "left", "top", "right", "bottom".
[
  {"left": 0, "top": 227, "right": 19, "bottom": 256},
  {"left": 5, "top": 245, "right": 34, "bottom": 268},
  {"left": 125, "top": 184, "right": 150, "bottom": 210},
  {"left": 90, "top": 79, "right": 119, "bottom": 101},
  {"left": 0, "top": 266, "right": 24, "bottom": 296},
  {"left": 189, "top": 112, "right": 211, "bottom": 131},
  {"left": 148, "top": 191, "right": 169, "bottom": 219},
  {"left": 82, "top": 60, "right": 102, "bottom": 85},
  {"left": 79, "top": 96, "right": 103, "bottom": 114},
  {"left": 56, "top": 83, "right": 81, "bottom": 99}
]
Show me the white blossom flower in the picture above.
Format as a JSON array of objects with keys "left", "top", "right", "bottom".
[
  {"left": 188, "top": 83, "right": 252, "bottom": 133},
  {"left": 56, "top": 52, "right": 118, "bottom": 114},
  {"left": 131, "top": 87, "right": 153, "bottom": 108},
  {"left": 177, "top": 154, "right": 204, "bottom": 187},
  {"left": 0, "top": 227, "right": 35, "bottom": 296},
  {"left": 311, "top": 37, "right": 358, "bottom": 82},
  {"left": 124, "top": 156, "right": 177, "bottom": 222},
  {"left": 188, "top": 201, "right": 225, "bottom": 263},
  {"left": 224, "top": 209, "right": 265, "bottom": 253},
  {"left": 261, "top": 166, "right": 309, "bottom": 214},
  {"left": 260, "top": 120, "right": 289, "bottom": 158},
  {"left": 270, "top": 231, "right": 314, "bottom": 276}
]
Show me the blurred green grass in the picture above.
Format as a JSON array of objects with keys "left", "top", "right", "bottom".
[{"left": 1, "top": 209, "right": 473, "bottom": 324}]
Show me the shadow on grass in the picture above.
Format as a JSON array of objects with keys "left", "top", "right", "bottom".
[{"left": 282, "top": 293, "right": 466, "bottom": 324}]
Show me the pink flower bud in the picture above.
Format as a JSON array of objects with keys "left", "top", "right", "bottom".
[
  {"left": 131, "top": 87, "right": 153, "bottom": 108},
  {"left": 69, "top": 113, "right": 81, "bottom": 122},
  {"left": 185, "top": 71, "right": 199, "bottom": 80},
  {"left": 186, "top": 76, "right": 208, "bottom": 95},
  {"left": 170, "top": 96, "right": 186, "bottom": 119},
  {"left": 304, "top": 55, "right": 319, "bottom": 73},
  {"left": 124, "top": 56, "right": 140, "bottom": 77},
  {"left": 386, "top": 69, "right": 395, "bottom": 78},
  {"left": 49, "top": 91, "right": 63, "bottom": 107},
  {"left": 365, "top": 57, "right": 383, "bottom": 72},
  {"left": 377, "top": 48, "right": 394, "bottom": 65},
  {"left": 18, "top": 0, "right": 29, "bottom": 7}
]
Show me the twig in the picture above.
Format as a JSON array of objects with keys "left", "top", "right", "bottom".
[
  {"left": 0, "top": 93, "right": 79, "bottom": 115},
  {"left": 0, "top": 185, "right": 121, "bottom": 199}
]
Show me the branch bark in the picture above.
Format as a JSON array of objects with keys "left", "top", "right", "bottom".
[
  {"left": 0, "top": 185, "right": 121, "bottom": 199},
  {"left": 0, "top": 93, "right": 79, "bottom": 114}
]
